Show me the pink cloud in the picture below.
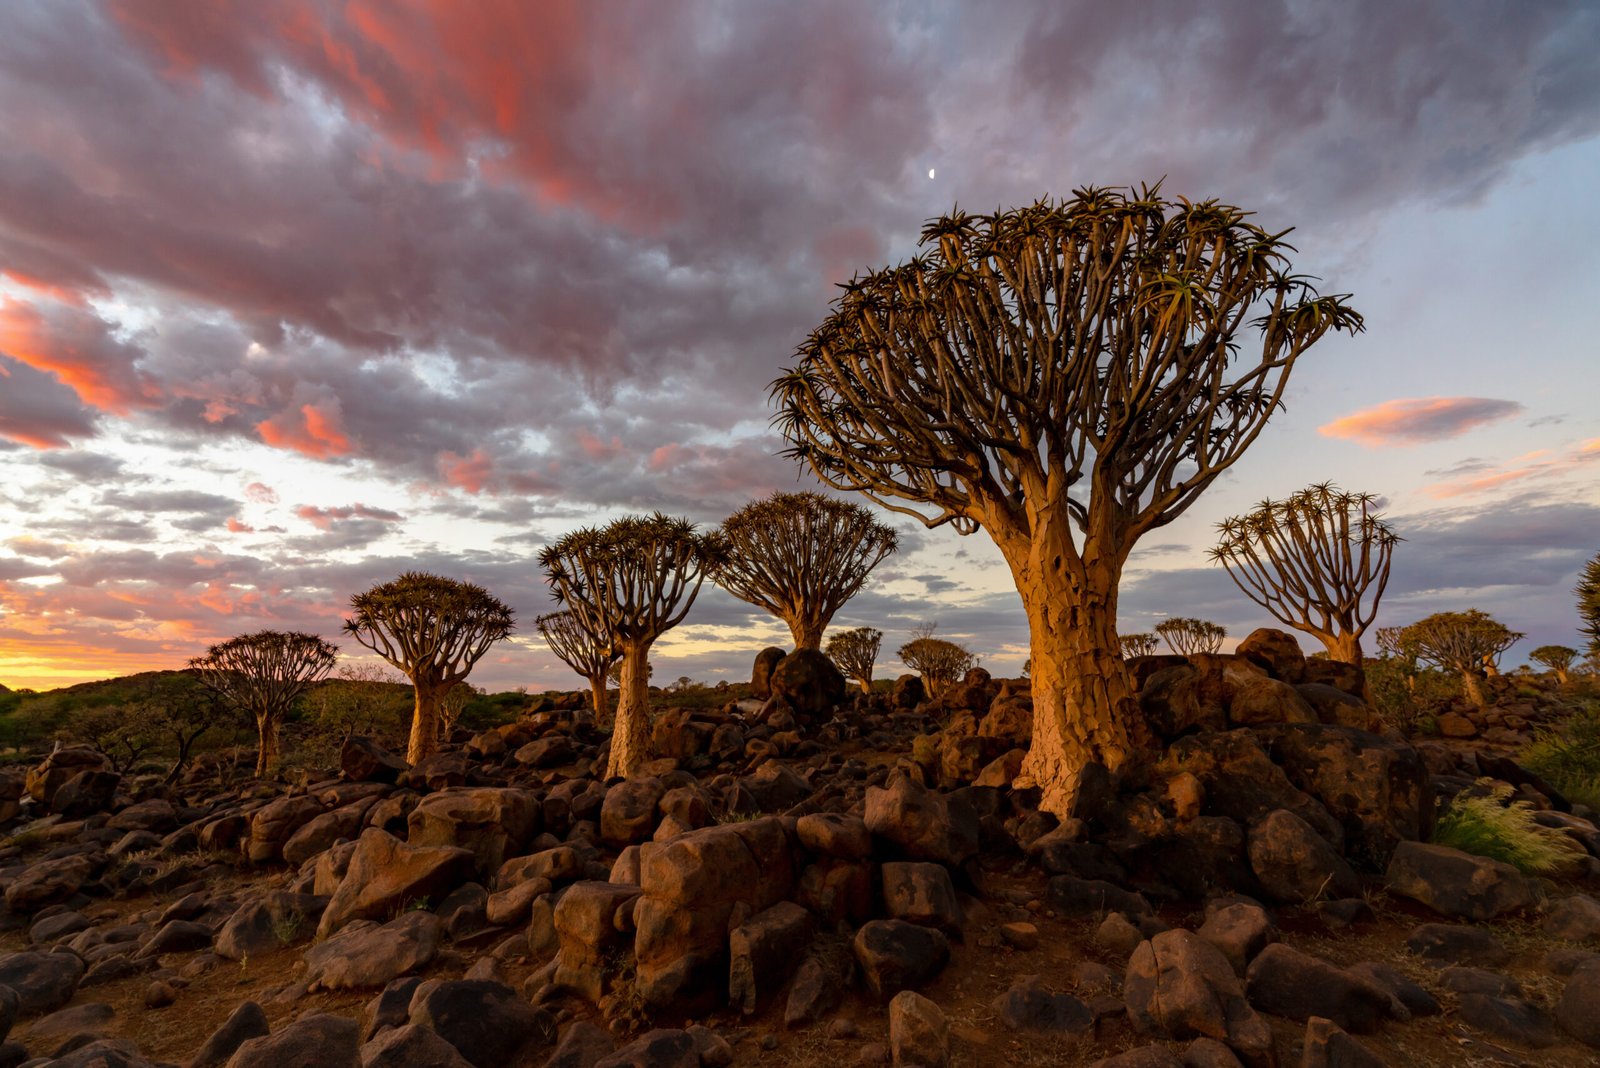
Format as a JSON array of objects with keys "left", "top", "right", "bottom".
[
  {"left": 1424, "top": 437, "right": 1600, "bottom": 498},
  {"left": 294, "top": 503, "right": 404, "bottom": 530},
  {"left": 1318, "top": 396, "right": 1523, "bottom": 447},
  {"left": 439, "top": 448, "right": 494, "bottom": 494},
  {"left": 256, "top": 401, "right": 353, "bottom": 458},
  {"left": 244, "top": 481, "right": 278, "bottom": 504},
  {"left": 225, "top": 517, "right": 254, "bottom": 533},
  {"left": 577, "top": 431, "right": 625, "bottom": 460}
]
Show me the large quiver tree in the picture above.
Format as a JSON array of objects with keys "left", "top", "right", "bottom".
[
  {"left": 1401, "top": 609, "right": 1523, "bottom": 709},
  {"left": 772, "top": 187, "right": 1363, "bottom": 815},
  {"left": 1210, "top": 483, "right": 1398, "bottom": 664},
  {"left": 539, "top": 514, "right": 727, "bottom": 780},
  {"left": 537, "top": 610, "right": 620, "bottom": 723},
  {"left": 344, "top": 572, "right": 515, "bottom": 764},
  {"left": 713, "top": 491, "right": 897, "bottom": 649},
  {"left": 190, "top": 630, "right": 338, "bottom": 775}
]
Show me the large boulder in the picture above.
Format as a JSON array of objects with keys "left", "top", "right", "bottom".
[
  {"left": 552, "top": 881, "right": 645, "bottom": 1002},
  {"left": 1255, "top": 724, "right": 1431, "bottom": 868},
  {"left": 864, "top": 774, "right": 979, "bottom": 867},
  {"left": 225, "top": 1013, "right": 359, "bottom": 1068},
  {"left": 751, "top": 647, "right": 787, "bottom": 699},
  {"left": 1384, "top": 841, "right": 1533, "bottom": 921},
  {"left": 1246, "top": 809, "right": 1360, "bottom": 904},
  {"left": 1123, "top": 929, "right": 1272, "bottom": 1065},
  {"left": 340, "top": 736, "right": 407, "bottom": 783},
  {"left": 0, "top": 950, "right": 85, "bottom": 1015},
  {"left": 1235, "top": 629, "right": 1307, "bottom": 684},
  {"left": 3, "top": 852, "right": 98, "bottom": 912},
  {"left": 215, "top": 892, "right": 326, "bottom": 960},
  {"left": 890, "top": 990, "right": 950, "bottom": 1068},
  {"left": 317, "top": 828, "right": 477, "bottom": 937},
  {"left": 729, "top": 901, "right": 814, "bottom": 1015},
  {"left": 407, "top": 979, "right": 555, "bottom": 1067},
  {"left": 407, "top": 788, "right": 540, "bottom": 879},
  {"left": 599, "top": 779, "right": 667, "bottom": 846},
  {"left": 52, "top": 770, "right": 122, "bottom": 817},
  {"left": 1155, "top": 730, "right": 1343, "bottom": 849},
  {"left": 768, "top": 648, "right": 846, "bottom": 721},
  {"left": 1556, "top": 960, "right": 1600, "bottom": 1049},
  {"left": 633, "top": 818, "right": 797, "bottom": 1007},
  {"left": 189, "top": 1001, "right": 270, "bottom": 1068},
  {"left": 881, "top": 862, "right": 963, "bottom": 936},
  {"left": 304, "top": 910, "right": 443, "bottom": 990},
  {"left": 853, "top": 919, "right": 950, "bottom": 1000},
  {"left": 246, "top": 795, "right": 326, "bottom": 865},
  {"left": 23, "top": 747, "right": 107, "bottom": 808},
  {"left": 1244, "top": 944, "right": 1394, "bottom": 1033}
]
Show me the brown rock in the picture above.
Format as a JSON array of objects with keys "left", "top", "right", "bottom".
[{"left": 317, "top": 828, "right": 477, "bottom": 937}]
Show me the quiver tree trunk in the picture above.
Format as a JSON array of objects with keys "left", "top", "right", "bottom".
[
  {"left": 788, "top": 617, "right": 826, "bottom": 652},
  {"left": 408, "top": 681, "right": 446, "bottom": 765},
  {"left": 255, "top": 714, "right": 280, "bottom": 777},
  {"left": 1322, "top": 631, "right": 1364, "bottom": 667},
  {"left": 589, "top": 675, "right": 610, "bottom": 727},
  {"left": 1461, "top": 671, "right": 1488, "bottom": 709},
  {"left": 608, "top": 642, "right": 653, "bottom": 779}
]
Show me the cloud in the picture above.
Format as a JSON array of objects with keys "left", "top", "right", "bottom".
[
  {"left": 1422, "top": 437, "right": 1600, "bottom": 498},
  {"left": 1318, "top": 397, "right": 1524, "bottom": 447},
  {"left": 0, "top": 352, "right": 98, "bottom": 448},
  {"left": 293, "top": 503, "right": 405, "bottom": 531}
]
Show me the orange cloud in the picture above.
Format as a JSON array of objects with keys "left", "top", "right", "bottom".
[
  {"left": 294, "top": 503, "right": 403, "bottom": 529},
  {"left": 1424, "top": 437, "right": 1600, "bottom": 498},
  {"left": 225, "top": 517, "right": 254, "bottom": 533},
  {"left": 256, "top": 401, "right": 353, "bottom": 458},
  {"left": 439, "top": 448, "right": 494, "bottom": 493},
  {"left": 1318, "top": 396, "right": 1523, "bottom": 448},
  {"left": 0, "top": 297, "right": 155, "bottom": 413}
]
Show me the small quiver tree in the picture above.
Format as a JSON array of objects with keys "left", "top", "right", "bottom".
[
  {"left": 537, "top": 610, "right": 620, "bottom": 724},
  {"left": 771, "top": 188, "right": 1363, "bottom": 816},
  {"left": 1401, "top": 610, "right": 1523, "bottom": 709},
  {"left": 1530, "top": 645, "right": 1577, "bottom": 685},
  {"left": 190, "top": 630, "right": 338, "bottom": 776},
  {"left": 1119, "top": 633, "right": 1159, "bottom": 658},
  {"left": 826, "top": 626, "right": 883, "bottom": 694},
  {"left": 1210, "top": 483, "right": 1398, "bottom": 664},
  {"left": 438, "top": 682, "right": 477, "bottom": 740},
  {"left": 539, "top": 514, "right": 727, "bottom": 780},
  {"left": 344, "top": 573, "right": 515, "bottom": 765},
  {"left": 898, "top": 626, "right": 975, "bottom": 698},
  {"left": 1156, "top": 617, "right": 1226, "bottom": 656},
  {"left": 713, "top": 492, "right": 897, "bottom": 650}
]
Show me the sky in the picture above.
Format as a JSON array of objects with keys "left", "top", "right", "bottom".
[{"left": 1, "top": 0, "right": 1597, "bottom": 693}]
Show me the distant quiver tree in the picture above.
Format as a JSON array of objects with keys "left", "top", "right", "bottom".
[
  {"left": 538, "top": 610, "right": 620, "bottom": 723},
  {"left": 826, "top": 626, "right": 883, "bottom": 694},
  {"left": 898, "top": 625, "right": 975, "bottom": 697},
  {"left": 1530, "top": 645, "right": 1577, "bottom": 685},
  {"left": 1119, "top": 633, "right": 1160, "bottom": 658},
  {"left": 190, "top": 630, "right": 337, "bottom": 775},
  {"left": 771, "top": 187, "right": 1363, "bottom": 815},
  {"left": 1210, "top": 483, "right": 1398, "bottom": 664},
  {"left": 344, "top": 572, "right": 514, "bottom": 764},
  {"left": 1401, "top": 609, "right": 1523, "bottom": 709},
  {"left": 539, "top": 514, "right": 726, "bottom": 779},
  {"left": 713, "top": 491, "right": 897, "bottom": 649},
  {"left": 1155, "top": 617, "right": 1227, "bottom": 656}
]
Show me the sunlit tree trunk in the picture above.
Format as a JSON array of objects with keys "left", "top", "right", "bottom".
[
  {"left": 789, "top": 617, "right": 826, "bottom": 651},
  {"left": 608, "top": 642, "right": 654, "bottom": 779},
  {"left": 255, "top": 714, "right": 280, "bottom": 777},
  {"left": 1322, "top": 631, "right": 1363, "bottom": 666},
  {"left": 408, "top": 682, "right": 445, "bottom": 764},
  {"left": 999, "top": 511, "right": 1143, "bottom": 818},
  {"left": 589, "top": 675, "right": 610, "bottom": 726},
  {"left": 1461, "top": 671, "right": 1487, "bottom": 709}
]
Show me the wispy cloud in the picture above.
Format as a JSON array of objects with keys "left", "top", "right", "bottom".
[
  {"left": 1318, "top": 397, "right": 1524, "bottom": 447},
  {"left": 1423, "top": 437, "right": 1600, "bottom": 498}
]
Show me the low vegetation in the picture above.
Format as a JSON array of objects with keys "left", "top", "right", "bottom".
[{"left": 1431, "top": 779, "right": 1584, "bottom": 875}]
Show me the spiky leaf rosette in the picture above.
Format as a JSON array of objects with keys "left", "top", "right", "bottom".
[{"left": 537, "top": 610, "right": 619, "bottom": 681}]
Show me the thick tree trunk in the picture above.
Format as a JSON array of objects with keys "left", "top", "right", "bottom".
[
  {"left": 255, "top": 714, "right": 279, "bottom": 777},
  {"left": 1556, "top": 668, "right": 1570, "bottom": 685},
  {"left": 999, "top": 512, "right": 1144, "bottom": 819},
  {"left": 589, "top": 675, "right": 610, "bottom": 727},
  {"left": 1460, "top": 670, "right": 1487, "bottom": 709},
  {"left": 788, "top": 616, "right": 825, "bottom": 651},
  {"left": 408, "top": 682, "right": 444, "bottom": 765},
  {"left": 1322, "top": 631, "right": 1364, "bottom": 666},
  {"left": 856, "top": 676, "right": 874, "bottom": 695},
  {"left": 607, "top": 643, "right": 653, "bottom": 780}
]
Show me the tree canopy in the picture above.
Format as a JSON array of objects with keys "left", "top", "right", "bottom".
[
  {"left": 1155, "top": 617, "right": 1226, "bottom": 656},
  {"left": 1401, "top": 609, "right": 1523, "bottom": 708},
  {"left": 190, "top": 629, "right": 338, "bottom": 775}
]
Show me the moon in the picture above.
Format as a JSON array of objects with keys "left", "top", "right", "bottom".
[{"left": 928, "top": 168, "right": 936, "bottom": 179}]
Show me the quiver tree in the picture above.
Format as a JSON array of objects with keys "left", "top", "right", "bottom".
[
  {"left": 344, "top": 572, "right": 514, "bottom": 764},
  {"left": 1530, "top": 645, "right": 1577, "bottom": 684},
  {"left": 771, "top": 187, "right": 1362, "bottom": 815},
  {"left": 713, "top": 492, "right": 897, "bottom": 649},
  {"left": 1401, "top": 610, "right": 1523, "bottom": 708},
  {"left": 538, "top": 610, "right": 620, "bottom": 723},
  {"left": 1119, "top": 633, "right": 1159, "bottom": 658},
  {"left": 190, "top": 630, "right": 338, "bottom": 775},
  {"left": 1578, "top": 552, "right": 1600, "bottom": 655},
  {"left": 438, "top": 683, "right": 477, "bottom": 739},
  {"left": 539, "top": 514, "right": 727, "bottom": 779},
  {"left": 1210, "top": 483, "right": 1398, "bottom": 664},
  {"left": 898, "top": 626, "right": 975, "bottom": 697},
  {"left": 826, "top": 626, "right": 883, "bottom": 694},
  {"left": 1156, "top": 617, "right": 1227, "bottom": 656}
]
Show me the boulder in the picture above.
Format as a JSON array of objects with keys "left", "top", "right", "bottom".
[
  {"left": 992, "top": 976, "right": 1094, "bottom": 1033},
  {"left": 408, "top": 979, "right": 555, "bottom": 1067},
  {"left": 784, "top": 947, "right": 853, "bottom": 1028},
  {"left": 24, "top": 747, "right": 108, "bottom": 808},
  {"left": 864, "top": 775, "right": 979, "bottom": 867},
  {"left": 281, "top": 802, "right": 372, "bottom": 868},
  {"left": 3, "top": 852, "right": 97, "bottom": 912},
  {"left": 544, "top": 1021, "right": 616, "bottom": 1068},
  {"left": 0, "top": 949, "right": 85, "bottom": 1015},
  {"left": 1139, "top": 664, "right": 1228, "bottom": 739},
  {"left": 317, "top": 828, "right": 477, "bottom": 937},
  {"left": 1544, "top": 894, "right": 1600, "bottom": 941},
  {"left": 1235, "top": 629, "right": 1306, "bottom": 684},
  {"left": 1155, "top": 730, "right": 1343, "bottom": 849},
  {"left": 852, "top": 919, "right": 950, "bottom": 1000},
  {"left": 1246, "top": 809, "right": 1360, "bottom": 903},
  {"left": 551, "top": 881, "right": 644, "bottom": 1002},
  {"left": 599, "top": 779, "right": 667, "bottom": 847},
  {"left": 1244, "top": 944, "right": 1393, "bottom": 1033},
  {"left": 1294, "top": 684, "right": 1375, "bottom": 731},
  {"left": 1123, "top": 929, "right": 1272, "bottom": 1064},
  {"left": 977, "top": 697, "right": 1032, "bottom": 748},
  {"left": 1224, "top": 673, "right": 1318, "bottom": 727},
  {"left": 1455, "top": 993, "right": 1558, "bottom": 1047},
  {"left": 246, "top": 795, "right": 326, "bottom": 865},
  {"left": 729, "top": 901, "right": 814, "bottom": 1015},
  {"left": 1556, "top": 961, "right": 1600, "bottom": 1049},
  {"left": 357, "top": 1023, "right": 474, "bottom": 1068},
  {"left": 881, "top": 862, "right": 962, "bottom": 935},
  {"left": 190, "top": 1001, "right": 270, "bottom": 1068},
  {"left": 796, "top": 812, "right": 872, "bottom": 860},
  {"left": 889, "top": 990, "right": 950, "bottom": 1068},
  {"left": 736, "top": 762, "right": 812, "bottom": 813},
  {"left": 341, "top": 736, "right": 408, "bottom": 783},
  {"left": 1300, "top": 1017, "right": 1384, "bottom": 1068},
  {"left": 225, "top": 1013, "right": 359, "bottom": 1068},
  {"left": 407, "top": 788, "right": 540, "bottom": 879},
  {"left": 1256, "top": 724, "right": 1431, "bottom": 868},
  {"left": 1344, "top": 961, "right": 1440, "bottom": 1019},
  {"left": 769, "top": 648, "right": 846, "bottom": 721},
  {"left": 633, "top": 818, "right": 796, "bottom": 1007},
  {"left": 304, "top": 911, "right": 444, "bottom": 990},
  {"left": 1196, "top": 903, "right": 1275, "bottom": 975},
  {"left": 751, "top": 647, "right": 787, "bottom": 699},
  {"left": 1384, "top": 841, "right": 1533, "bottom": 921},
  {"left": 1405, "top": 923, "right": 1509, "bottom": 966},
  {"left": 514, "top": 736, "right": 575, "bottom": 769}
]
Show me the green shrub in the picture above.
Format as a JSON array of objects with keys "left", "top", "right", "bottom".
[
  {"left": 1521, "top": 700, "right": 1600, "bottom": 810},
  {"left": 1431, "top": 780, "right": 1583, "bottom": 874}
]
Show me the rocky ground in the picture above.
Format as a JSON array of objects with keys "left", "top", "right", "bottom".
[{"left": 2, "top": 630, "right": 1599, "bottom": 1068}]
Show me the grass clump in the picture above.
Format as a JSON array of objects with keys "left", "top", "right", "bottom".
[
  {"left": 1521, "top": 699, "right": 1600, "bottom": 810},
  {"left": 1432, "top": 779, "right": 1584, "bottom": 875}
]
